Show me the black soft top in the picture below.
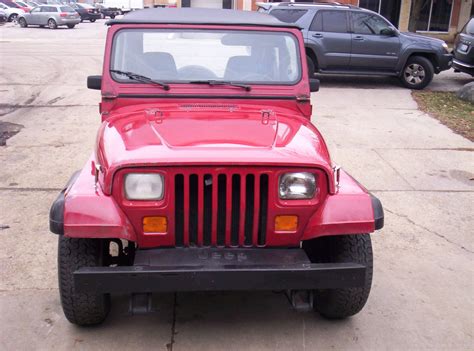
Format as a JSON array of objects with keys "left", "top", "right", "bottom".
[{"left": 107, "top": 8, "right": 301, "bottom": 28}]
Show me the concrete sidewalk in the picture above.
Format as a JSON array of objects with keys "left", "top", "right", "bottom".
[{"left": 0, "top": 22, "right": 473, "bottom": 351}]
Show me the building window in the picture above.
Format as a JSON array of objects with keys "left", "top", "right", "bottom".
[
  {"left": 358, "top": 0, "right": 401, "bottom": 27},
  {"left": 409, "top": 0, "right": 453, "bottom": 32}
]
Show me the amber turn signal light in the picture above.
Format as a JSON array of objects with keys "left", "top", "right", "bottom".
[
  {"left": 275, "top": 215, "right": 298, "bottom": 232},
  {"left": 143, "top": 216, "right": 167, "bottom": 233}
]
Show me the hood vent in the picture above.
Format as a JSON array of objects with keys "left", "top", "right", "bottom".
[{"left": 179, "top": 103, "right": 239, "bottom": 111}]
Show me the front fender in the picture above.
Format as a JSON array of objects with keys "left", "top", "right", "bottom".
[
  {"left": 49, "top": 156, "right": 136, "bottom": 241},
  {"left": 303, "top": 170, "right": 383, "bottom": 240}
]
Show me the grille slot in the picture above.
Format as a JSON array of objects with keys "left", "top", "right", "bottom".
[{"left": 174, "top": 172, "right": 268, "bottom": 247}]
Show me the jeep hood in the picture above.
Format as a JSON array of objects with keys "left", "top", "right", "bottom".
[{"left": 96, "top": 106, "right": 332, "bottom": 193}]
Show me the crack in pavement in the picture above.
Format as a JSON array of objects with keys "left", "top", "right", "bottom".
[
  {"left": 385, "top": 208, "right": 473, "bottom": 254},
  {"left": 166, "top": 293, "right": 178, "bottom": 351},
  {"left": 372, "top": 149, "right": 416, "bottom": 190}
]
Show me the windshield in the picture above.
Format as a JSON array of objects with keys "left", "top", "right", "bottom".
[{"left": 111, "top": 29, "right": 301, "bottom": 84}]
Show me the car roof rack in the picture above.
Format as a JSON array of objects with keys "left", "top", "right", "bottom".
[{"left": 277, "top": 1, "right": 360, "bottom": 9}]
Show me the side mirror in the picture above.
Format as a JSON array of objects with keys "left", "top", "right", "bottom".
[
  {"left": 87, "top": 75, "right": 102, "bottom": 90},
  {"left": 309, "top": 78, "right": 320, "bottom": 92},
  {"left": 380, "top": 28, "right": 397, "bottom": 36}
]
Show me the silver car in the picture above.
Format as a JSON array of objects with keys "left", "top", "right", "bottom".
[{"left": 18, "top": 4, "right": 80, "bottom": 29}]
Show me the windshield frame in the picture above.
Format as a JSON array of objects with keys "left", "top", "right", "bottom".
[{"left": 109, "top": 27, "right": 303, "bottom": 87}]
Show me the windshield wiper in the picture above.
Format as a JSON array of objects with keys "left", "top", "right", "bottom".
[
  {"left": 189, "top": 80, "right": 252, "bottom": 92},
  {"left": 110, "top": 70, "right": 170, "bottom": 91}
]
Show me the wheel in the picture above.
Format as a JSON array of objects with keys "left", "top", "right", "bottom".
[
  {"left": 39, "top": 25, "right": 44, "bottom": 28},
  {"left": 90, "top": 18, "right": 96, "bottom": 22},
  {"left": 67, "top": 24, "right": 75, "bottom": 29},
  {"left": 18, "top": 17, "right": 27, "bottom": 27},
  {"left": 110, "top": 14, "right": 115, "bottom": 19},
  {"left": 47, "top": 18, "right": 57, "bottom": 29},
  {"left": 306, "top": 55, "right": 316, "bottom": 77},
  {"left": 8, "top": 13, "right": 18, "bottom": 22},
  {"left": 303, "top": 234, "right": 373, "bottom": 319},
  {"left": 400, "top": 56, "right": 434, "bottom": 90},
  {"left": 58, "top": 236, "right": 110, "bottom": 326}
]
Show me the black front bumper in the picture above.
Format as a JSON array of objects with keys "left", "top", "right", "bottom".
[
  {"left": 435, "top": 53, "right": 453, "bottom": 73},
  {"left": 74, "top": 248, "right": 366, "bottom": 293}
]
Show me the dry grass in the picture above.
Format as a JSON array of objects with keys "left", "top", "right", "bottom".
[{"left": 412, "top": 91, "right": 474, "bottom": 141}]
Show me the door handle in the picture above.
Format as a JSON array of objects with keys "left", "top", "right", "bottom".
[
  {"left": 312, "top": 33, "right": 323, "bottom": 38},
  {"left": 353, "top": 36, "right": 364, "bottom": 41}
]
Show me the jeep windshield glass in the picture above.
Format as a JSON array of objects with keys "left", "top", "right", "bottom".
[{"left": 111, "top": 29, "right": 301, "bottom": 85}]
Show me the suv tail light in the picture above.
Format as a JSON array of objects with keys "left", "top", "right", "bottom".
[{"left": 60, "top": 12, "right": 68, "bottom": 17}]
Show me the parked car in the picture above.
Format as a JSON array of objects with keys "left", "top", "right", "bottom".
[
  {"left": 95, "top": 3, "right": 119, "bottom": 19},
  {"left": 49, "top": 8, "right": 384, "bottom": 326},
  {"left": 0, "top": 8, "right": 7, "bottom": 23},
  {"left": 452, "top": 17, "right": 474, "bottom": 76},
  {"left": 269, "top": 2, "right": 453, "bottom": 89},
  {"left": 69, "top": 2, "right": 101, "bottom": 22},
  {"left": 0, "top": 2, "right": 24, "bottom": 21},
  {"left": 18, "top": 4, "right": 80, "bottom": 28},
  {"left": 12, "top": 0, "right": 31, "bottom": 12}
]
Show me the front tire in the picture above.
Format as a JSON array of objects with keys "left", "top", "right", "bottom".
[
  {"left": 400, "top": 56, "right": 434, "bottom": 90},
  {"left": 58, "top": 237, "right": 110, "bottom": 326},
  {"left": 90, "top": 18, "right": 96, "bottom": 22},
  {"left": 18, "top": 17, "right": 27, "bottom": 27},
  {"left": 303, "top": 234, "right": 373, "bottom": 319},
  {"left": 8, "top": 14, "right": 18, "bottom": 22},
  {"left": 47, "top": 18, "right": 57, "bottom": 29}
]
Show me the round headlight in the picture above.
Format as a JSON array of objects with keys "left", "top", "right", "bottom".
[
  {"left": 279, "top": 172, "right": 316, "bottom": 199},
  {"left": 124, "top": 173, "right": 164, "bottom": 200}
]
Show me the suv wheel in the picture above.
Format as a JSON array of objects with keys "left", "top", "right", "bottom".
[
  {"left": 47, "top": 18, "right": 57, "bottom": 29},
  {"left": 303, "top": 234, "right": 373, "bottom": 319},
  {"left": 400, "top": 56, "right": 434, "bottom": 90},
  {"left": 90, "top": 18, "right": 96, "bottom": 22},
  {"left": 58, "top": 237, "right": 110, "bottom": 326},
  {"left": 18, "top": 17, "right": 27, "bottom": 27},
  {"left": 8, "top": 13, "right": 18, "bottom": 22}
]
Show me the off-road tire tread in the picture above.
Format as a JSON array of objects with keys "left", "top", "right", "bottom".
[
  {"left": 58, "top": 237, "right": 110, "bottom": 326},
  {"left": 307, "top": 234, "right": 373, "bottom": 319}
]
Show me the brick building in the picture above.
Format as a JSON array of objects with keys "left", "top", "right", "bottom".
[{"left": 169, "top": 0, "right": 472, "bottom": 42}]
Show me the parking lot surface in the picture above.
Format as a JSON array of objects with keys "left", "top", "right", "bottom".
[{"left": 0, "top": 21, "right": 473, "bottom": 350}]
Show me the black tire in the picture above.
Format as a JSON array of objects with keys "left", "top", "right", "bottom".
[
  {"left": 39, "top": 25, "right": 44, "bottom": 28},
  {"left": 18, "top": 17, "right": 27, "bottom": 27},
  {"left": 400, "top": 56, "right": 434, "bottom": 90},
  {"left": 58, "top": 236, "right": 110, "bottom": 326},
  {"left": 8, "top": 14, "right": 18, "bottom": 22},
  {"left": 303, "top": 234, "right": 373, "bottom": 319},
  {"left": 47, "top": 18, "right": 57, "bottom": 29},
  {"left": 90, "top": 18, "right": 96, "bottom": 22},
  {"left": 110, "top": 14, "right": 115, "bottom": 19},
  {"left": 306, "top": 55, "right": 316, "bottom": 77},
  {"left": 67, "top": 24, "right": 75, "bottom": 29}
]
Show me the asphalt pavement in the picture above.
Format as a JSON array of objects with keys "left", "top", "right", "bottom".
[{"left": 0, "top": 20, "right": 473, "bottom": 350}]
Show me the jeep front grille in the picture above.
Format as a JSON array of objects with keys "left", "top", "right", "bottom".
[{"left": 174, "top": 171, "right": 269, "bottom": 247}]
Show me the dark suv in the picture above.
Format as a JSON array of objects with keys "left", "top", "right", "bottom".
[
  {"left": 269, "top": 3, "right": 453, "bottom": 89},
  {"left": 453, "top": 17, "right": 474, "bottom": 76}
]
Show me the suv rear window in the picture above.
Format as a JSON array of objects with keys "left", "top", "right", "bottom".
[
  {"left": 270, "top": 9, "right": 307, "bottom": 23},
  {"left": 60, "top": 6, "right": 75, "bottom": 12},
  {"left": 462, "top": 18, "right": 474, "bottom": 35}
]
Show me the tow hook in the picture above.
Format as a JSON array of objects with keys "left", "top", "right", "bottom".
[{"left": 287, "top": 290, "right": 314, "bottom": 312}]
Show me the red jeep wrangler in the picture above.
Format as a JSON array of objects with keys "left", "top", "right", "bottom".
[{"left": 49, "top": 8, "right": 384, "bottom": 326}]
